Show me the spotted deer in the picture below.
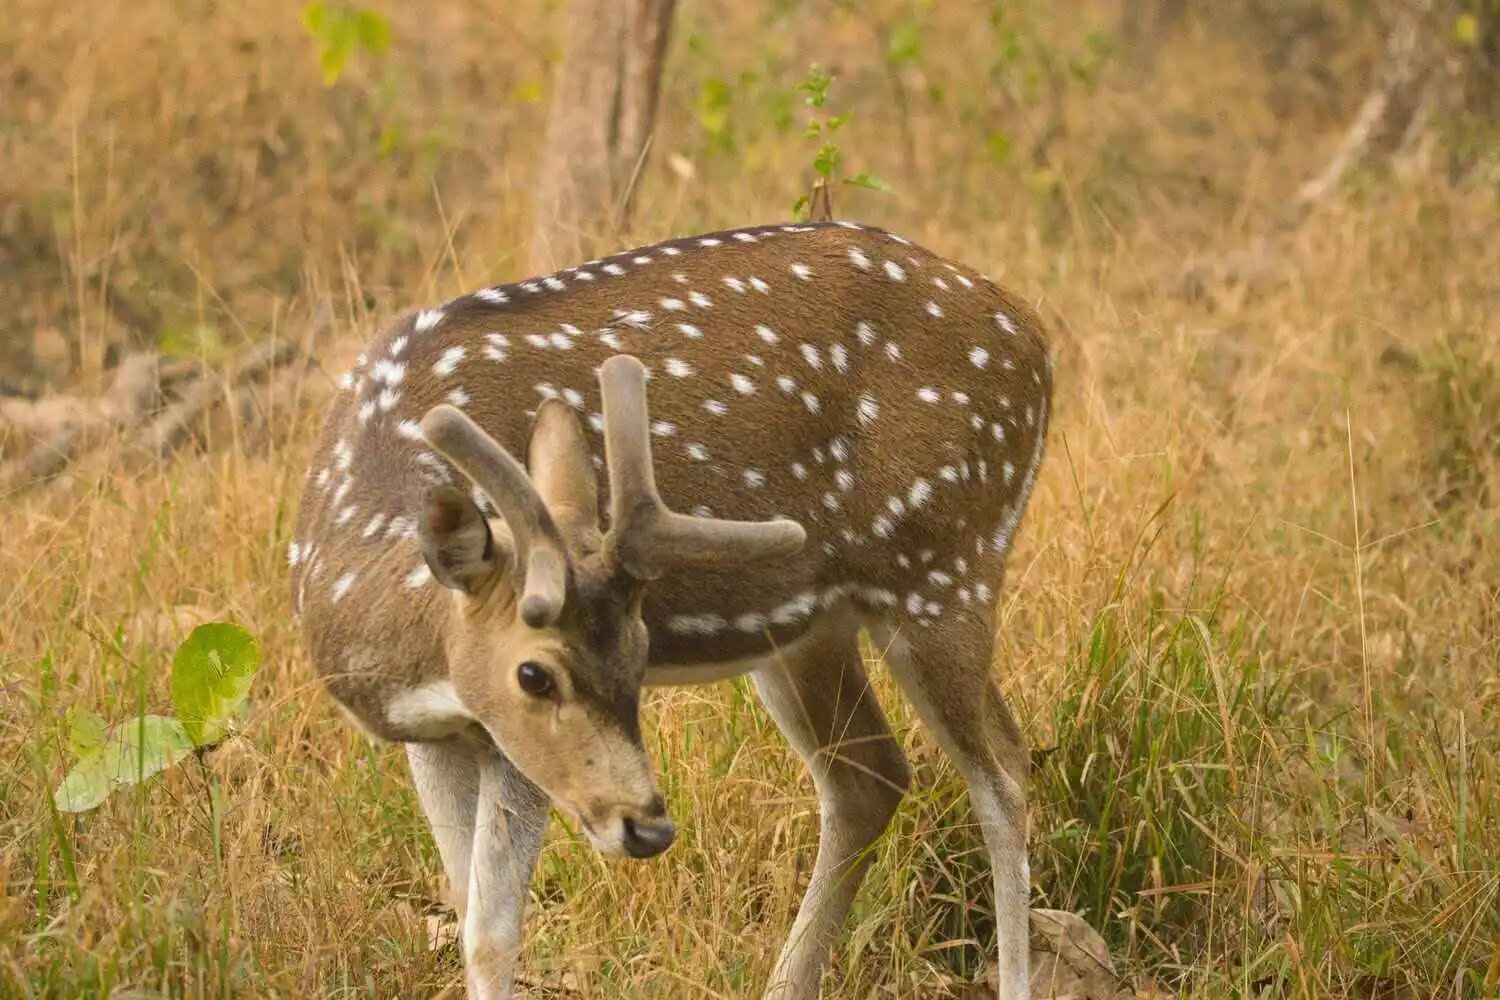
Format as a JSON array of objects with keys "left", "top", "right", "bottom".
[{"left": 289, "top": 220, "right": 1053, "bottom": 1000}]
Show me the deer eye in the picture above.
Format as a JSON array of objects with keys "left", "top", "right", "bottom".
[{"left": 516, "top": 661, "right": 555, "bottom": 699}]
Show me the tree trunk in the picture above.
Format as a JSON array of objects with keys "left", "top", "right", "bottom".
[{"left": 530, "top": 0, "right": 678, "bottom": 272}]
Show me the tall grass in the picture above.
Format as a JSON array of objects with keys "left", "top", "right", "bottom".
[{"left": 2, "top": 0, "right": 1499, "bottom": 997}]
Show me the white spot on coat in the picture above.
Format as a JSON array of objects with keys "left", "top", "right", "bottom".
[
  {"left": 432, "top": 346, "right": 466, "bottom": 377},
  {"left": 372, "top": 359, "right": 406, "bottom": 386},
  {"left": 908, "top": 479, "right": 933, "bottom": 508},
  {"left": 667, "top": 613, "right": 726, "bottom": 635}
]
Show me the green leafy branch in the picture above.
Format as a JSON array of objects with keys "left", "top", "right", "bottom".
[
  {"left": 791, "top": 65, "right": 894, "bottom": 222},
  {"left": 54, "top": 623, "right": 261, "bottom": 813},
  {"left": 300, "top": 1, "right": 392, "bottom": 87}
]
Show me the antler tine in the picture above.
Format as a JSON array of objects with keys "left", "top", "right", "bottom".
[
  {"left": 597, "top": 354, "right": 807, "bottom": 581},
  {"left": 419, "top": 404, "right": 570, "bottom": 627}
]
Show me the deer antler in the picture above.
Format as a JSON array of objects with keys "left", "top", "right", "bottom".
[
  {"left": 596, "top": 354, "right": 807, "bottom": 581},
  {"left": 419, "top": 404, "right": 571, "bottom": 626}
]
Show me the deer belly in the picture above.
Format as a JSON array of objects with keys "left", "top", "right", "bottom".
[{"left": 643, "top": 625, "right": 825, "bottom": 687}]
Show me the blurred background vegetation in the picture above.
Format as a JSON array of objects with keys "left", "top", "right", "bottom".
[{"left": 2, "top": 1, "right": 1499, "bottom": 997}]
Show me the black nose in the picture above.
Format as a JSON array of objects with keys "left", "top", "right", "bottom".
[{"left": 621, "top": 815, "right": 676, "bottom": 859}]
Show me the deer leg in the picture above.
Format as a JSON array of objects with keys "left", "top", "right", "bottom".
[
  {"left": 406, "top": 739, "right": 481, "bottom": 919},
  {"left": 751, "top": 609, "right": 911, "bottom": 1000},
  {"left": 871, "top": 606, "right": 1032, "bottom": 1000},
  {"left": 462, "top": 745, "right": 550, "bottom": 1000}
]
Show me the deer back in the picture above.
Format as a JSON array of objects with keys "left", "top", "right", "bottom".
[{"left": 289, "top": 221, "right": 1052, "bottom": 734}]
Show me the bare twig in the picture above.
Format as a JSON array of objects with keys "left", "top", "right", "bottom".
[
  {"left": 0, "top": 426, "right": 82, "bottom": 496},
  {"left": 0, "top": 304, "right": 330, "bottom": 496},
  {"left": 0, "top": 353, "right": 160, "bottom": 496},
  {"left": 125, "top": 338, "right": 306, "bottom": 461},
  {"left": 807, "top": 178, "right": 834, "bottom": 223},
  {"left": 1290, "top": 3, "right": 1426, "bottom": 218},
  {"left": 1179, "top": 1, "right": 1437, "bottom": 296}
]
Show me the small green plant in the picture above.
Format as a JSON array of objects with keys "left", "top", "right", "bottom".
[
  {"left": 790, "top": 65, "right": 894, "bottom": 222},
  {"left": 53, "top": 622, "right": 261, "bottom": 813},
  {"left": 1453, "top": 9, "right": 1482, "bottom": 48},
  {"left": 300, "top": 1, "right": 392, "bottom": 87}
]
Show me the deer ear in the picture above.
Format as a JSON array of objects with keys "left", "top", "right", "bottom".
[
  {"left": 419, "top": 484, "right": 503, "bottom": 595},
  {"left": 527, "top": 398, "right": 599, "bottom": 528}
]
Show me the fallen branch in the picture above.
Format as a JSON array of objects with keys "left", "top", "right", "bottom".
[
  {"left": 0, "top": 302, "right": 331, "bottom": 496},
  {"left": 0, "top": 354, "right": 161, "bottom": 496},
  {"left": 125, "top": 338, "right": 299, "bottom": 461},
  {"left": 1179, "top": 0, "right": 1436, "bottom": 296},
  {"left": 1289, "top": 2, "right": 1426, "bottom": 219}
]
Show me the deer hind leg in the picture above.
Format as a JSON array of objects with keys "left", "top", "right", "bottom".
[
  {"left": 869, "top": 603, "right": 1032, "bottom": 1000},
  {"left": 750, "top": 607, "right": 912, "bottom": 1000}
]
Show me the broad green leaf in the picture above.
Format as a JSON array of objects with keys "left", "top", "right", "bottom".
[
  {"left": 320, "top": 39, "right": 352, "bottom": 86},
  {"left": 845, "top": 172, "right": 895, "bottom": 194},
  {"left": 157, "top": 324, "right": 229, "bottom": 364},
  {"left": 171, "top": 622, "right": 260, "bottom": 747},
  {"left": 54, "top": 750, "right": 114, "bottom": 813},
  {"left": 66, "top": 707, "right": 108, "bottom": 757},
  {"left": 512, "top": 79, "right": 544, "bottom": 104},
  {"left": 1454, "top": 13, "right": 1480, "bottom": 47},
  {"left": 355, "top": 10, "right": 392, "bottom": 52},
  {"left": 53, "top": 715, "right": 195, "bottom": 813},
  {"left": 888, "top": 21, "right": 923, "bottom": 65},
  {"left": 813, "top": 143, "right": 842, "bottom": 178},
  {"left": 985, "top": 129, "right": 1012, "bottom": 166},
  {"left": 300, "top": 0, "right": 327, "bottom": 35}
]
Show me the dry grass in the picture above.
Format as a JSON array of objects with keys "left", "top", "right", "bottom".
[{"left": 2, "top": 0, "right": 1499, "bottom": 997}]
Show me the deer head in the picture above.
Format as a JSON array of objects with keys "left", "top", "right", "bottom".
[{"left": 414, "top": 353, "right": 806, "bottom": 858}]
